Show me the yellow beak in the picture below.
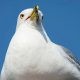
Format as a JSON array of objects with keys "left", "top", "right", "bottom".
[{"left": 30, "top": 5, "right": 39, "bottom": 21}]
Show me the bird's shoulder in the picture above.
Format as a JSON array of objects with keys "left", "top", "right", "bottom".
[{"left": 55, "top": 44, "right": 80, "bottom": 70}]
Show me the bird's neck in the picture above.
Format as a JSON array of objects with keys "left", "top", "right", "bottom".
[
  {"left": 28, "top": 23, "right": 51, "bottom": 43},
  {"left": 36, "top": 23, "right": 51, "bottom": 42},
  {"left": 16, "top": 22, "right": 51, "bottom": 43}
]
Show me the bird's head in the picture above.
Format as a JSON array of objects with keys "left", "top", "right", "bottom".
[{"left": 17, "top": 5, "right": 43, "bottom": 29}]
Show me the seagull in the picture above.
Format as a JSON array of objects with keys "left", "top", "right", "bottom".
[{"left": 1, "top": 5, "right": 80, "bottom": 80}]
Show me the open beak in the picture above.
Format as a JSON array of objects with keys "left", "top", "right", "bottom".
[{"left": 30, "top": 5, "right": 39, "bottom": 21}]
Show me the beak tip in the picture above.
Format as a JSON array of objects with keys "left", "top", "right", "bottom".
[
  {"left": 37, "top": 5, "right": 39, "bottom": 9},
  {"left": 30, "top": 5, "right": 39, "bottom": 21},
  {"left": 35, "top": 5, "right": 39, "bottom": 10}
]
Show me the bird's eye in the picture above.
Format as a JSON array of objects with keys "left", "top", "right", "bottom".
[
  {"left": 42, "top": 16, "right": 43, "bottom": 20},
  {"left": 20, "top": 14, "right": 24, "bottom": 19}
]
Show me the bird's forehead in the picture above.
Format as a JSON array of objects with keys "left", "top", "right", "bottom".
[
  {"left": 20, "top": 8, "right": 43, "bottom": 16},
  {"left": 20, "top": 8, "right": 33, "bottom": 14}
]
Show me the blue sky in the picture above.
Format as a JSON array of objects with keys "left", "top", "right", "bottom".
[{"left": 0, "top": 0, "right": 80, "bottom": 71}]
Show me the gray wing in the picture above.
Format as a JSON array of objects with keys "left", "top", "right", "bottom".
[{"left": 59, "top": 45, "right": 80, "bottom": 70}]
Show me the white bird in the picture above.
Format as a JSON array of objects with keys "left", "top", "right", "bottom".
[{"left": 1, "top": 5, "right": 80, "bottom": 80}]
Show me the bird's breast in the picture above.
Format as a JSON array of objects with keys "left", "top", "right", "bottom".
[
  {"left": 3, "top": 27, "right": 71, "bottom": 80},
  {"left": 4, "top": 27, "right": 49, "bottom": 74}
]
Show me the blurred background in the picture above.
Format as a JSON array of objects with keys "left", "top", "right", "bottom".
[{"left": 0, "top": 0, "right": 80, "bottom": 72}]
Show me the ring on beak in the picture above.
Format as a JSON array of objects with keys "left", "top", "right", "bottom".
[{"left": 30, "top": 5, "right": 39, "bottom": 21}]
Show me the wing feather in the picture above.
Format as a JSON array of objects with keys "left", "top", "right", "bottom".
[{"left": 59, "top": 45, "right": 80, "bottom": 70}]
